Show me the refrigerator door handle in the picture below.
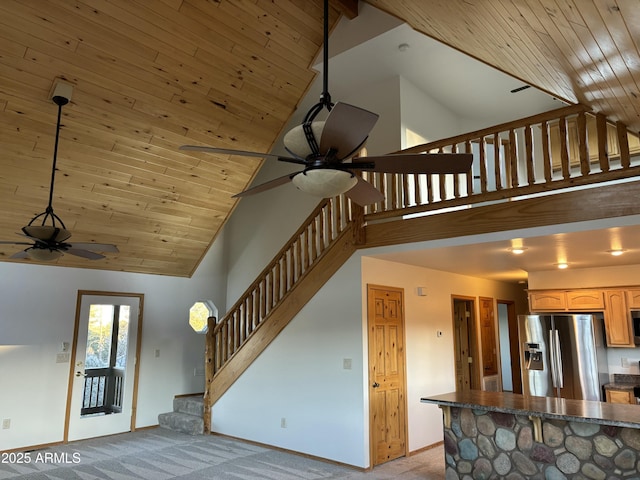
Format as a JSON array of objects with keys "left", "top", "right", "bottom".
[
  {"left": 549, "top": 330, "right": 558, "bottom": 388},
  {"left": 554, "top": 329, "right": 564, "bottom": 389}
]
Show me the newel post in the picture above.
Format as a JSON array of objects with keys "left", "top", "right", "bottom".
[
  {"left": 351, "top": 202, "right": 366, "bottom": 245},
  {"left": 203, "top": 315, "right": 216, "bottom": 434}
]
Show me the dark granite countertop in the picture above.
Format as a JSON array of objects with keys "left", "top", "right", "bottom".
[
  {"left": 603, "top": 373, "right": 640, "bottom": 391},
  {"left": 604, "top": 383, "right": 636, "bottom": 391},
  {"left": 421, "top": 390, "right": 640, "bottom": 428}
]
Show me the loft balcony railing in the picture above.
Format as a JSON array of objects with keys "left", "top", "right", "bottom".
[{"left": 361, "top": 105, "right": 640, "bottom": 221}]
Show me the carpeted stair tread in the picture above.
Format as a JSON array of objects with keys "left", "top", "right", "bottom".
[
  {"left": 158, "top": 411, "right": 204, "bottom": 435},
  {"left": 173, "top": 396, "right": 204, "bottom": 416}
]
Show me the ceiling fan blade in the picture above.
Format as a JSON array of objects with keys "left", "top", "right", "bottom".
[
  {"left": 232, "top": 172, "right": 299, "bottom": 198},
  {"left": 67, "top": 243, "right": 119, "bottom": 252},
  {"left": 10, "top": 250, "right": 29, "bottom": 259},
  {"left": 65, "top": 248, "right": 106, "bottom": 260},
  {"left": 179, "top": 145, "right": 306, "bottom": 165},
  {"left": 344, "top": 176, "right": 385, "bottom": 206},
  {"left": 0, "top": 241, "right": 34, "bottom": 246},
  {"left": 319, "top": 102, "right": 379, "bottom": 160},
  {"left": 351, "top": 153, "right": 473, "bottom": 174}
]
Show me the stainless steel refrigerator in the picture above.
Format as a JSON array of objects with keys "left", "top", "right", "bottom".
[{"left": 518, "top": 314, "right": 609, "bottom": 401}]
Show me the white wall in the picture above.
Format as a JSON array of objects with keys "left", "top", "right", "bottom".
[
  {"left": 212, "top": 255, "right": 367, "bottom": 466},
  {"left": 0, "top": 232, "right": 228, "bottom": 451},
  {"left": 400, "top": 76, "right": 460, "bottom": 147}
]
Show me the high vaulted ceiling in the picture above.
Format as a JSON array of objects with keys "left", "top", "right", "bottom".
[{"left": 0, "top": 0, "right": 638, "bottom": 277}]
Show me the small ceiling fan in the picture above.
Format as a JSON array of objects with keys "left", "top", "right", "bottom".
[
  {"left": 0, "top": 80, "right": 119, "bottom": 262},
  {"left": 180, "top": 0, "right": 473, "bottom": 206}
]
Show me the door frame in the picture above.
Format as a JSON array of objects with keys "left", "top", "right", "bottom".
[
  {"left": 366, "top": 283, "right": 409, "bottom": 467},
  {"left": 64, "top": 290, "right": 144, "bottom": 442}
]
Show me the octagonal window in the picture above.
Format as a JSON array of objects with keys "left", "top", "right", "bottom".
[{"left": 189, "top": 300, "right": 218, "bottom": 334}]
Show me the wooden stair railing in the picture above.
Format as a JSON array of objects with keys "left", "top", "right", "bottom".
[
  {"left": 203, "top": 195, "right": 359, "bottom": 432},
  {"left": 362, "top": 104, "right": 640, "bottom": 221}
]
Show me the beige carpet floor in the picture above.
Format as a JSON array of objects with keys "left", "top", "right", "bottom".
[{"left": 1, "top": 428, "right": 446, "bottom": 479}]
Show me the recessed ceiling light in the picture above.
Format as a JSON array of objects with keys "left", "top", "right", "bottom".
[
  {"left": 508, "top": 247, "right": 527, "bottom": 255},
  {"left": 608, "top": 249, "right": 625, "bottom": 256},
  {"left": 398, "top": 43, "right": 410, "bottom": 52},
  {"left": 556, "top": 262, "right": 569, "bottom": 269}
]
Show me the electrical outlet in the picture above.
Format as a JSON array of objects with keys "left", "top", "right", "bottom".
[
  {"left": 280, "top": 417, "right": 287, "bottom": 428},
  {"left": 622, "top": 358, "right": 630, "bottom": 368},
  {"left": 343, "top": 358, "right": 352, "bottom": 370},
  {"left": 2, "top": 419, "right": 10, "bottom": 429}
]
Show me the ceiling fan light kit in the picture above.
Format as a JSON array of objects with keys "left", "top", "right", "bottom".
[
  {"left": 291, "top": 169, "right": 357, "bottom": 197},
  {"left": 25, "top": 246, "right": 64, "bottom": 261},
  {"left": 0, "top": 79, "right": 119, "bottom": 262},
  {"left": 283, "top": 122, "right": 326, "bottom": 158}
]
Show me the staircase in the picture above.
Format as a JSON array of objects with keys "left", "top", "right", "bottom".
[
  {"left": 158, "top": 395, "right": 204, "bottom": 435},
  {"left": 197, "top": 104, "right": 640, "bottom": 433}
]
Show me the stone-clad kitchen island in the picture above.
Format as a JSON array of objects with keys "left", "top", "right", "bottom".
[{"left": 421, "top": 390, "right": 640, "bottom": 479}]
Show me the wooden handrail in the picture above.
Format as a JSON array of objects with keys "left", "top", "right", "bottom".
[{"left": 399, "top": 105, "right": 589, "bottom": 154}]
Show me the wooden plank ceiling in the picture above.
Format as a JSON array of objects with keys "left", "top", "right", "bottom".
[
  {"left": 369, "top": 0, "right": 640, "bottom": 131},
  {"left": 0, "top": 0, "right": 638, "bottom": 277}
]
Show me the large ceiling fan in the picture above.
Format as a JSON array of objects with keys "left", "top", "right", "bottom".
[
  {"left": 180, "top": 0, "right": 473, "bottom": 206},
  {"left": 0, "top": 80, "right": 119, "bottom": 262}
]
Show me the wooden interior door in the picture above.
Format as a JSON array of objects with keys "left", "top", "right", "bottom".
[
  {"left": 453, "top": 297, "right": 475, "bottom": 391},
  {"left": 367, "top": 284, "right": 407, "bottom": 466},
  {"left": 479, "top": 297, "right": 498, "bottom": 378}
]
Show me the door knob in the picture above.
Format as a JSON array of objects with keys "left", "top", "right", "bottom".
[
  {"left": 372, "top": 382, "right": 380, "bottom": 388},
  {"left": 75, "top": 371, "right": 86, "bottom": 377}
]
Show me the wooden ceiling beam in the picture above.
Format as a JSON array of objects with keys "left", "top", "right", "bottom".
[{"left": 332, "top": 0, "right": 358, "bottom": 20}]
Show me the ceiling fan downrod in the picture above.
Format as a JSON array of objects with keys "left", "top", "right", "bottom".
[
  {"left": 27, "top": 93, "right": 70, "bottom": 232},
  {"left": 301, "top": 0, "right": 333, "bottom": 157}
]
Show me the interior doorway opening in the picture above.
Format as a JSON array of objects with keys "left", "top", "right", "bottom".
[{"left": 497, "top": 300, "right": 521, "bottom": 394}]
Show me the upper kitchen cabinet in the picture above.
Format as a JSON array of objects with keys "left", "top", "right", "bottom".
[
  {"left": 528, "top": 291, "right": 566, "bottom": 311},
  {"left": 626, "top": 289, "right": 640, "bottom": 309},
  {"left": 566, "top": 290, "right": 604, "bottom": 310},
  {"left": 603, "top": 290, "right": 635, "bottom": 347},
  {"left": 528, "top": 290, "right": 603, "bottom": 312}
]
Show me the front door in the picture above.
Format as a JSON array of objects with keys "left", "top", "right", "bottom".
[
  {"left": 65, "top": 292, "right": 143, "bottom": 442},
  {"left": 367, "top": 284, "right": 407, "bottom": 466}
]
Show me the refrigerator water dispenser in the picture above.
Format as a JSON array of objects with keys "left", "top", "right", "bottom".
[{"left": 524, "top": 343, "right": 543, "bottom": 370}]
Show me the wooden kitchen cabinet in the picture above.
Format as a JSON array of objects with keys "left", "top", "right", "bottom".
[
  {"left": 626, "top": 289, "right": 640, "bottom": 309},
  {"left": 606, "top": 389, "right": 636, "bottom": 404},
  {"left": 528, "top": 291, "right": 566, "bottom": 311},
  {"left": 528, "top": 289, "right": 604, "bottom": 312},
  {"left": 603, "top": 290, "right": 635, "bottom": 347},
  {"left": 565, "top": 290, "right": 604, "bottom": 310}
]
